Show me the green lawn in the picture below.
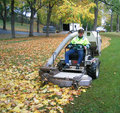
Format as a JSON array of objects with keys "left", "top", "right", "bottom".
[
  {"left": 0, "top": 19, "right": 43, "bottom": 32},
  {"left": 64, "top": 32, "right": 120, "bottom": 113}
]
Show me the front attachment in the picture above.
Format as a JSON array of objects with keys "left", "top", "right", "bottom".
[{"left": 39, "top": 67, "right": 92, "bottom": 87}]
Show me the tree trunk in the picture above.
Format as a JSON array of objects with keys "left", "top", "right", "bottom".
[
  {"left": 110, "top": 11, "right": 113, "bottom": 32},
  {"left": 28, "top": 0, "right": 37, "bottom": 37},
  {"left": 86, "top": 23, "right": 88, "bottom": 31},
  {"left": 29, "top": 7, "right": 34, "bottom": 37},
  {"left": 3, "top": 0, "right": 7, "bottom": 30},
  {"left": 21, "top": 9, "right": 24, "bottom": 26},
  {"left": 116, "top": 14, "right": 119, "bottom": 32},
  {"left": 37, "top": 14, "right": 40, "bottom": 33},
  {"left": 3, "top": 19, "right": 6, "bottom": 30},
  {"left": 1, "top": 0, "right": 7, "bottom": 30},
  {"left": 93, "top": 0, "right": 98, "bottom": 31},
  {"left": 46, "top": 3, "right": 52, "bottom": 37},
  {"left": 11, "top": 0, "right": 15, "bottom": 38},
  {"left": 59, "top": 18, "right": 63, "bottom": 32}
]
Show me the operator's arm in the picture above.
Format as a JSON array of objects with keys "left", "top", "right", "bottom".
[
  {"left": 66, "top": 38, "right": 76, "bottom": 49},
  {"left": 71, "top": 37, "right": 76, "bottom": 44},
  {"left": 84, "top": 38, "right": 91, "bottom": 49}
]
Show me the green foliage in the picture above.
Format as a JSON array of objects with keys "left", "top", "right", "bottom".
[
  {"left": 105, "top": 14, "right": 120, "bottom": 32},
  {"left": 106, "top": 0, "right": 120, "bottom": 14},
  {"left": 0, "top": 0, "right": 9, "bottom": 17},
  {"left": 37, "top": 8, "right": 47, "bottom": 25}
]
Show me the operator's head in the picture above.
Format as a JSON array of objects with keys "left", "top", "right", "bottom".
[{"left": 78, "top": 27, "right": 84, "bottom": 38}]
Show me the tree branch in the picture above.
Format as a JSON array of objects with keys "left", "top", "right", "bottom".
[
  {"left": 26, "top": 0, "right": 31, "bottom": 6},
  {"left": 99, "top": 0, "right": 120, "bottom": 14},
  {"left": 99, "top": 0, "right": 113, "bottom": 6}
]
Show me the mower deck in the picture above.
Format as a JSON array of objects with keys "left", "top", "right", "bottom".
[
  {"left": 50, "top": 71, "right": 92, "bottom": 87},
  {"left": 62, "top": 66, "right": 84, "bottom": 72},
  {"left": 53, "top": 72, "right": 83, "bottom": 79}
]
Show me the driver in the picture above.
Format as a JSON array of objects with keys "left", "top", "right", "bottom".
[{"left": 64, "top": 27, "right": 90, "bottom": 69}]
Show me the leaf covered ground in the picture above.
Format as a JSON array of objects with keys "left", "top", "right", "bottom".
[{"left": 0, "top": 34, "right": 110, "bottom": 113}]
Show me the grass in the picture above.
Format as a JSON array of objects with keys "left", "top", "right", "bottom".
[
  {"left": 0, "top": 19, "right": 43, "bottom": 32},
  {"left": 0, "top": 19, "right": 44, "bottom": 39},
  {"left": 64, "top": 32, "right": 120, "bottom": 113},
  {"left": 0, "top": 34, "right": 29, "bottom": 39}
]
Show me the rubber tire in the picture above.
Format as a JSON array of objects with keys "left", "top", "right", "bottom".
[
  {"left": 86, "top": 61, "right": 100, "bottom": 79},
  {"left": 57, "top": 60, "right": 65, "bottom": 71}
]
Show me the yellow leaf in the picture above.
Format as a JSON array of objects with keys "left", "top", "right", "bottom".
[
  {"left": 57, "top": 106, "right": 64, "bottom": 113},
  {"left": 34, "top": 97, "right": 40, "bottom": 104},
  {"left": 42, "top": 100, "right": 49, "bottom": 105},
  {"left": 22, "top": 109, "right": 29, "bottom": 113},
  {"left": 82, "top": 89, "right": 86, "bottom": 92},
  {"left": 17, "top": 103, "right": 24, "bottom": 108},
  {"left": 34, "top": 110, "right": 41, "bottom": 113},
  {"left": 6, "top": 103, "right": 12, "bottom": 109},
  {"left": 50, "top": 101, "right": 56, "bottom": 106},
  {"left": 12, "top": 106, "right": 21, "bottom": 112},
  {"left": 57, "top": 98, "right": 69, "bottom": 105},
  {"left": 49, "top": 109, "right": 57, "bottom": 113}
]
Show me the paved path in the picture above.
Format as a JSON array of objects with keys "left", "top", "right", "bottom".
[
  {"left": 0, "top": 28, "right": 69, "bottom": 36},
  {"left": 0, "top": 28, "right": 45, "bottom": 36}
]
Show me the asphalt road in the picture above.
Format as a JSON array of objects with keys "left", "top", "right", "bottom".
[{"left": 0, "top": 28, "right": 69, "bottom": 36}]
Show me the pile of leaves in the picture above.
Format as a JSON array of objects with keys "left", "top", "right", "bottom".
[
  {"left": 0, "top": 34, "right": 110, "bottom": 113},
  {"left": 101, "top": 37, "right": 111, "bottom": 50}
]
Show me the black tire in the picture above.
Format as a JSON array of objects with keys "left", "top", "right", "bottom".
[
  {"left": 86, "top": 61, "right": 100, "bottom": 79},
  {"left": 57, "top": 60, "right": 66, "bottom": 71}
]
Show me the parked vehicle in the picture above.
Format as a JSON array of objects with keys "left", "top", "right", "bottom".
[
  {"left": 43, "top": 26, "right": 56, "bottom": 33},
  {"left": 63, "top": 23, "right": 80, "bottom": 32},
  {"left": 96, "top": 26, "right": 107, "bottom": 32}
]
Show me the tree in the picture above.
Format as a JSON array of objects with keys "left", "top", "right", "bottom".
[
  {"left": 37, "top": 12, "right": 40, "bottom": 33},
  {"left": 115, "top": 0, "right": 120, "bottom": 32},
  {"left": 93, "top": 0, "right": 98, "bottom": 31},
  {"left": 46, "top": 1, "right": 53, "bottom": 37},
  {"left": 26, "top": 0, "right": 36, "bottom": 36},
  {"left": 37, "top": 7, "right": 47, "bottom": 25},
  {"left": 11, "top": 0, "right": 15, "bottom": 38},
  {"left": 106, "top": 0, "right": 120, "bottom": 32},
  {"left": 57, "top": 0, "right": 95, "bottom": 25},
  {"left": 25, "top": 0, "right": 44, "bottom": 36},
  {"left": 110, "top": 10, "right": 113, "bottom": 32},
  {"left": 0, "top": 0, "right": 9, "bottom": 30},
  {"left": 101, "top": 0, "right": 114, "bottom": 32},
  {"left": 45, "top": 0, "right": 63, "bottom": 37},
  {"left": 116, "top": 14, "right": 119, "bottom": 32},
  {"left": 91, "top": 0, "right": 117, "bottom": 31},
  {"left": 19, "top": 1, "right": 25, "bottom": 26},
  {"left": 99, "top": 0, "right": 120, "bottom": 32},
  {"left": 36, "top": 7, "right": 47, "bottom": 33}
]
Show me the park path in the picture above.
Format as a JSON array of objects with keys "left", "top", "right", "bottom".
[{"left": 0, "top": 28, "right": 69, "bottom": 39}]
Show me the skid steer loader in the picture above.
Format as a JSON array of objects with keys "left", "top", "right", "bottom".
[{"left": 39, "top": 31, "right": 102, "bottom": 88}]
